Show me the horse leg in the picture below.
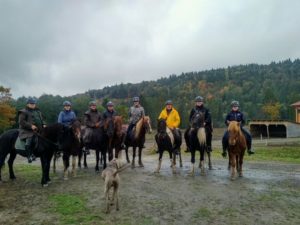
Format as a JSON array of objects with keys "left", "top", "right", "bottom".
[
  {"left": 95, "top": 150, "right": 100, "bottom": 172},
  {"left": 138, "top": 147, "right": 144, "bottom": 167},
  {"left": 102, "top": 149, "right": 107, "bottom": 170},
  {"left": 179, "top": 151, "right": 183, "bottom": 168},
  {"left": 8, "top": 152, "right": 17, "bottom": 180},
  {"left": 189, "top": 149, "right": 195, "bottom": 176},
  {"left": 40, "top": 155, "right": 48, "bottom": 187},
  {"left": 71, "top": 155, "right": 77, "bottom": 177},
  {"left": 131, "top": 147, "right": 136, "bottom": 168},
  {"left": 207, "top": 151, "right": 213, "bottom": 170},
  {"left": 78, "top": 149, "right": 82, "bottom": 169},
  {"left": 154, "top": 150, "right": 163, "bottom": 173},
  {"left": 200, "top": 149, "right": 205, "bottom": 176},
  {"left": 84, "top": 152, "right": 88, "bottom": 168},
  {"left": 108, "top": 146, "right": 113, "bottom": 162},
  {"left": 45, "top": 152, "right": 53, "bottom": 183},
  {"left": 172, "top": 152, "right": 176, "bottom": 174},
  {"left": 230, "top": 153, "right": 236, "bottom": 180},
  {"left": 63, "top": 153, "right": 70, "bottom": 180},
  {"left": 53, "top": 154, "right": 57, "bottom": 173},
  {"left": 125, "top": 146, "right": 130, "bottom": 163},
  {"left": 239, "top": 153, "right": 244, "bottom": 177}
]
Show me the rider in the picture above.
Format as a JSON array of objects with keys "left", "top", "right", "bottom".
[
  {"left": 18, "top": 97, "right": 46, "bottom": 163},
  {"left": 158, "top": 100, "right": 181, "bottom": 153},
  {"left": 103, "top": 101, "right": 117, "bottom": 120},
  {"left": 83, "top": 101, "right": 102, "bottom": 153},
  {"left": 187, "top": 96, "right": 213, "bottom": 152},
  {"left": 57, "top": 101, "right": 76, "bottom": 126},
  {"left": 222, "top": 100, "right": 255, "bottom": 157},
  {"left": 126, "top": 96, "right": 145, "bottom": 141}
]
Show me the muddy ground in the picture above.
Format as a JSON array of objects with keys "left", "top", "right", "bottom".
[{"left": 0, "top": 146, "right": 299, "bottom": 225}]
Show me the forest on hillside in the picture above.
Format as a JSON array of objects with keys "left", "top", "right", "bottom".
[{"left": 1, "top": 59, "right": 300, "bottom": 131}]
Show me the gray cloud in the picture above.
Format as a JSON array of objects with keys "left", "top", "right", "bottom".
[{"left": 0, "top": 0, "right": 299, "bottom": 98}]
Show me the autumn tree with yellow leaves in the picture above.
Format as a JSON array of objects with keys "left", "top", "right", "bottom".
[{"left": 0, "top": 86, "right": 16, "bottom": 133}]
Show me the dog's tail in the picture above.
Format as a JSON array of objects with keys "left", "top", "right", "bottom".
[{"left": 113, "top": 164, "right": 131, "bottom": 177}]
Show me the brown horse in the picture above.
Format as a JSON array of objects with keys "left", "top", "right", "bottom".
[
  {"left": 227, "top": 121, "right": 247, "bottom": 180},
  {"left": 125, "top": 116, "right": 152, "bottom": 168},
  {"left": 103, "top": 116, "right": 125, "bottom": 161}
]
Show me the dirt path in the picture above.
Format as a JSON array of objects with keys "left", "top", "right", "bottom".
[{"left": 0, "top": 152, "right": 299, "bottom": 225}]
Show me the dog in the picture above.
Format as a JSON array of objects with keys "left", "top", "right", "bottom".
[{"left": 101, "top": 158, "right": 129, "bottom": 213}]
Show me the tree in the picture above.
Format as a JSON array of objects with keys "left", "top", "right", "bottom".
[
  {"left": 262, "top": 102, "right": 281, "bottom": 120},
  {"left": 0, "top": 86, "right": 16, "bottom": 133}
]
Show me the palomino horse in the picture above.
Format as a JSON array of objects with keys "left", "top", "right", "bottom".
[
  {"left": 0, "top": 124, "right": 65, "bottom": 186},
  {"left": 227, "top": 121, "right": 247, "bottom": 180},
  {"left": 103, "top": 116, "right": 125, "bottom": 161},
  {"left": 52, "top": 120, "right": 81, "bottom": 180},
  {"left": 186, "top": 112, "right": 210, "bottom": 176},
  {"left": 154, "top": 119, "right": 182, "bottom": 174},
  {"left": 125, "top": 116, "right": 152, "bottom": 168}
]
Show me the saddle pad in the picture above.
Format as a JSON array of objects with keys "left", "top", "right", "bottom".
[
  {"left": 166, "top": 127, "right": 175, "bottom": 147},
  {"left": 15, "top": 137, "right": 26, "bottom": 150}
]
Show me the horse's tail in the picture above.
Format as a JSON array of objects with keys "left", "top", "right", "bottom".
[
  {"left": 113, "top": 164, "right": 131, "bottom": 177},
  {"left": 197, "top": 127, "right": 206, "bottom": 146}
]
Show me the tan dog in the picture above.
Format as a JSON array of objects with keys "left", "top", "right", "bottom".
[{"left": 101, "top": 159, "right": 129, "bottom": 213}]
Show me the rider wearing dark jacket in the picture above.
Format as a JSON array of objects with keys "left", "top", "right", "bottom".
[
  {"left": 102, "top": 101, "right": 118, "bottom": 120},
  {"left": 18, "top": 97, "right": 46, "bottom": 163},
  {"left": 187, "top": 96, "right": 213, "bottom": 152},
  {"left": 222, "top": 100, "right": 255, "bottom": 157}
]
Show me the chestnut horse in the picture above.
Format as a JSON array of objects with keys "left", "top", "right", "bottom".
[
  {"left": 154, "top": 119, "right": 182, "bottom": 174},
  {"left": 227, "top": 121, "right": 247, "bottom": 180},
  {"left": 103, "top": 116, "right": 125, "bottom": 161},
  {"left": 125, "top": 116, "right": 152, "bottom": 168}
]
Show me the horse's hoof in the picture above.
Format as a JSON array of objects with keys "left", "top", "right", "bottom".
[
  {"left": 180, "top": 164, "right": 183, "bottom": 168},
  {"left": 239, "top": 173, "right": 243, "bottom": 177},
  {"left": 10, "top": 176, "right": 16, "bottom": 180},
  {"left": 126, "top": 160, "right": 131, "bottom": 163},
  {"left": 201, "top": 171, "right": 206, "bottom": 176},
  {"left": 42, "top": 183, "right": 49, "bottom": 187},
  {"left": 154, "top": 170, "right": 160, "bottom": 173},
  {"left": 209, "top": 166, "right": 213, "bottom": 170},
  {"left": 230, "top": 176, "right": 236, "bottom": 181},
  {"left": 139, "top": 163, "right": 144, "bottom": 168},
  {"left": 47, "top": 180, "right": 52, "bottom": 184},
  {"left": 84, "top": 166, "right": 88, "bottom": 169},
  {"left": 64, "top": 177, "right": 68, "bottom": 181}
]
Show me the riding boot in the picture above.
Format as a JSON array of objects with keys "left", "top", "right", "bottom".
[
  {"left": 222, "top": 147, "right": 227, "bottom": 158},
  {"left": 25, "top": 145, "right": 33, "bottom": 163},
  {"left": 247, "top": 147, "right": 255, "bottom": 155}
]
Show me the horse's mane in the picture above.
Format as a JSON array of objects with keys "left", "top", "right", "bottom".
[
  {"left": 135, "top": 116, "right": 150, "bottom": 138},
  {"left": 197, "top": 127, "right": 206, "bottom": 145},
  {"left": 228, "top": 121, "right": 241, "bottom": 134}
]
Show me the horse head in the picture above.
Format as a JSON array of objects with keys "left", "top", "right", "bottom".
[
  {"left": 228, "top": 121, "right": 241, "bottom": 146},
  {"left": 104, "top": 117, "right": 115, "bottom": 138},
  {"left": 157, "top": 119, "right": 167, "bottom": 134},
  {"left": 191, "top": 111, "right": 205, "bottom": 129}
]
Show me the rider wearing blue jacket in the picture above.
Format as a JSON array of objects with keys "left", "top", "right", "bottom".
[
  {"left": 222, "top": 101, "right": 255, "bottom": 157},
  {"left": 58, "top": 101, "right": 76, "bottom": 126}
]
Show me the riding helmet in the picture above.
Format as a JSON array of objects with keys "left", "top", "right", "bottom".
[
  {"left": 231, "top": 100, "right": 240, "bottom": 107},
  {"left": 89, "top": 100, "right": 97, "bottom": 106},
  {"left": 63, "top": 101, "right": 72, "bottom": 106},
  {"left": 195, "top": 96, "right": 204, "bottom": 102},
  {"left": 107, "top": 101, "right": 114, "bottom": 107},
  {"left": 132, "top": 96, "right": 140, "bottom": 102},
  {"left": 165, "top": 100, "right": 173, "bottom": 105},
  {"left": 27, "top": 97, "right": 37, "bottom": 104}
]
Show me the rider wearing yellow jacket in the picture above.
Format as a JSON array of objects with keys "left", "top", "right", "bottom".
[{"left": 158, "top": 100, "right": 182, "bottom": 153}]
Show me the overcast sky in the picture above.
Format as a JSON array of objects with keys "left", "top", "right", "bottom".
[{"left": 0, "top": 0, "right": 299, "bottom": 98}]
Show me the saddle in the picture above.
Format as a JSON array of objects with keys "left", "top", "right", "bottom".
[{"left": 15, "top": 137, "right": 26, "bottom": 150}]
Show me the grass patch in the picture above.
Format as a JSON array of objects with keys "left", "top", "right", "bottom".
[
  {"left": 193, "top": 207, "right": 213, "bottom": 219},
  {"left": 209, "top": 146, "right": 300, "bottom": 163},
  {"left": 13, "top": 164, "right": 41, "bottom": 181},
  {"left": 49, "top": 194, "right": 103, "bottom": 225}
]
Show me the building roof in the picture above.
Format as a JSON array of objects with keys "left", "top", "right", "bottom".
[{"left": 291, "top": 101, "right": 300, "bottom": 107}]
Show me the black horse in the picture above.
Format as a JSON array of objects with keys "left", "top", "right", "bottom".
[
  {"left": 78, "top": 126, "right": 107, "bottom": 171},
  {"left": 0, "top": 124, "right": 65, "bottom": 186},
  {"left": 52, "top": 120, "right": 82, "bottom": 180},
  {"left": 154, "top": 119, "right": 182, "bottom": 174},
  {"left": 186, "top": 112, "right": 211, "bottom": 176}
]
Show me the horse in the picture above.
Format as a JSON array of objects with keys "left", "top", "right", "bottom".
[
  {"left": 125, "top": 116, "right": 152, "bottom": 168},
  {"left": 78, "top": 125, "right": 107, "bottom": 171},
  {"left": 154, "top": 119, "right": 182, "bottom": 174},
  {"left": 0, "top": 124, "right": 65, "bottom": 186},
  {"left": 186, "top": 112, "right": 209, "bottom": 176},
  {"left": 52, "top": 120, "right": 81, "bottom": 180},
  {"left": 103, "top": 116, "right": 125, "bottom": 161},
  {"left": 227, "top": 121, "right": 247, "bottom": 180}
]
